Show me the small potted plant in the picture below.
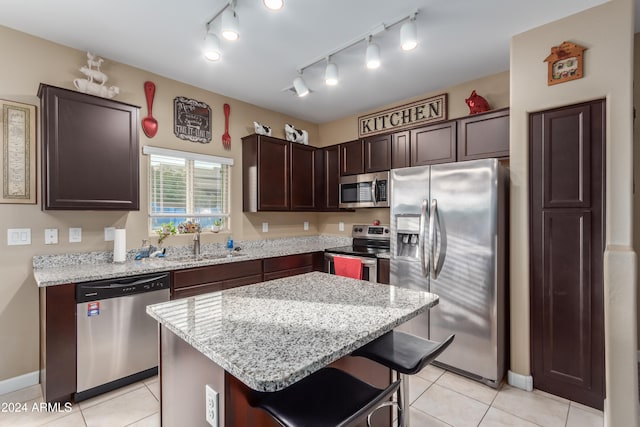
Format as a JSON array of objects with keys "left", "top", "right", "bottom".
[
  {"left": 211, "top": 218, "right": 223, "bottom": 233},
  {"left": 156, "top": 222, "right": 177, "bottom": 245}
]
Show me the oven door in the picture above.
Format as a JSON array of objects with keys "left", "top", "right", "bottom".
[{"left": 324, "top": 252, "right": 378, "bottom": 283}]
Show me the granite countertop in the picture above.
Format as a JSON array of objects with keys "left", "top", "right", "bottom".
[
  {"left": 146, "top": 271, "right": 438, "bottom": 392},
  {"left": 33, "top": 236, "right": 350, "bottom": 287}
]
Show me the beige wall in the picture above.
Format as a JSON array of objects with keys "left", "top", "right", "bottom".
[
  {"left": 635, "top": 32, "right": 640, "bottom": 353},
  {"left": 510, "top": 0, "right": 637, "bottom": 424},
  {"left": 0, "top": 25, "right": 324, "bottom": 383}
]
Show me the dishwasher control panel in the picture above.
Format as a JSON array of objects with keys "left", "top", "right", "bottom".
[{"left": 76, "top": 272, "right": 171, "bottom": 302}]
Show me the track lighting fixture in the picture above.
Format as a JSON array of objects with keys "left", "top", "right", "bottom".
[
  {"left": 400, "top": 15, "right": 418, "bottom": 51},
  {"left": 221, "top": 7, "right": 240, "bottom": 41},
  {"left": 203, "top": 33, "right": 222, "bottom": 61},
  {"left": 263, "top": 0, "right": 284, "bottom": 11},
  {"left": 293, "top": 75, "right": 309, "bottom": 97},
  {"left": 325, "top": 59, "right": 339, "bottom": 86},
  {"left": 366, "top": 37, "right": 381, "bottom": 69}
]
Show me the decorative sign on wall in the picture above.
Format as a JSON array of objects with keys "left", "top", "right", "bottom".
[
  {"left": 174, "top": 97, "right": 211, "bottom": 143},
  {"left": 544, "top": 41, "right": 586, "bottom": 86},
  {"left": 358, "top": 94, "right": 447, "bottom": 138}
]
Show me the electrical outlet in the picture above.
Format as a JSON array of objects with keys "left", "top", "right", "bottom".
[
  {"left": 303, "top": 221, "right": 309, "bottom": 231},
  {"left": 69, "top": 227, "right": 82, "bottom": 243},
  {"left": 339, "top": 222, "right": 345, "bottom": 232},
  {"left": 205, "top": 384, "right": 219, "bottom": 427},
  {"left": 104, "top": 227, "right": 116, "bottom": 241},
  {"left": 44, "top": 228, "right": 58, "bottom": 244},
  {"left": 262, "top": 222, "right": 268, "bottom": 233}
]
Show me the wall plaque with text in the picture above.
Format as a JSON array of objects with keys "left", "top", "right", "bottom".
[
  {"left": 174, "top": 97, "right": 211, "bottom": 143},
  {"left": 358, "top": 94, "right": 447, "bottom": 138}
]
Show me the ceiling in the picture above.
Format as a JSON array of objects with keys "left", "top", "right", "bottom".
[{"left": 0, "top": 0, "right": 627, "bottom": 124}]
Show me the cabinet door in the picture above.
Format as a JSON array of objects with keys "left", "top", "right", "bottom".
[
  {"left": 340, "top": 140, "right": 364, "bottom": 175},
  {"left": 290, "top": 143, "right": 317, "bottom": 210},
  {"left": 458, "top": 108, "right": 509, "bottom": 160},
  {"left": 410, "top": 122, "right": 456, "bottom": 166},
  {"left": 391, "top": 131, "right": 410, "bottom": 169},
  {"left": 322, "top": 145, "right": 340, "bottom": 210},
  {"left": 364, "top": 134, "right": 391, "bottom": 173},
  {"left": 377, "top": 258, "right": 390, "bottom": 284},
  {"left": 258, "top": 136, "right": 290, "bottom": 210},
  {"left": 39, "top": 84, "right": 139, "bottom": 210},
  {"left": 173, "top": 281, "right": 225, "bottom": 299}
]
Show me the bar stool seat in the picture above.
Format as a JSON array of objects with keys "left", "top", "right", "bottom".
[
  {"left": 250, "top": 367, "right": 401, "bottom": 427},
  {"left": 352, "top": 331, "right": 455, "bottom": 427}
]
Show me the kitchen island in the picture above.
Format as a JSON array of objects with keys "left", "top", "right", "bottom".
[{"left": 147, "top": 271, "right": 438, "bottom": 427}]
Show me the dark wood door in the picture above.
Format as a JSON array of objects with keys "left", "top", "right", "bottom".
[
  {"left": 530, "top": 100, "right": 605, "bottom": 410},
  {"left": 340, "top": 140, "right": 364, "bottom": 175},
  {"left": 410, "top": 121, "right": 456, "bottom": 166},
  {"left": 364, "top": 134, "right": 391, "bottom": 172},
  {"left": 391, "top": 131, "right": 410, "bottom": 169},
  {"left": 458, "top": 108, "right": 510, "bottom": 161},
  {"left": 258, "top": 136, "right": 290, "bottom": 211},
  {"left": 39, "top": 84, "right": 139, "bottom": 210},
  {"left": 322, "top": 145, "right": 340, "bottom": 210},
  {"left": 290, "top": 143, "right": 317, "bottom": 210}
]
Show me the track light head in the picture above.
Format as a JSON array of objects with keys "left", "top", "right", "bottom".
[
  {"left": 221, "top": 8, "right": 240, "bottom": 41},
  {"left": 263, "top": 0, "right": 284, "bottom": 10},
  {"left": 400, "top": 18, "right": 418, "bottom": 51},
  {"left": 293, "top": 76, "right": 309, "bottom": 97},
  {"left": 325, "top": 62, "right": 339, "bottom": 86},
  {"left": 366, "top": 42, "right": 380, "bottom": 69},
  {"left": 203, "top": 34, "right": 222, "bottom": 61}
]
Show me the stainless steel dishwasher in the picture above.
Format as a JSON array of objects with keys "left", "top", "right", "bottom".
[{"left": 75, "top": 272, "right": 170, "bottom": 401}]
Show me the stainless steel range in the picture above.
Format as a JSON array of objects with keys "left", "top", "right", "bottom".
[{"left": 324, "top": 224, "right": 390, "bottom": 282}]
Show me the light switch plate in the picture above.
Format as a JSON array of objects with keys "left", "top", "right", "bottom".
[
  {"left": 262, "top": 222, "right": 268, "bottom": 233},
  {"left": 7, "top": 228, "right": 31, "bottom": 246},
  {"left": 303, "top": 221, "right": 309, "bottom": 231},
  {"left": 69, "top": 227, "right": 82, "bottom": 243},
  {"left": 44, "top": 228, "right": 58, "bottom": 244},
  {"left": 205, "top": 384, "right": 219, "bottom": 427},
  {"left": 104, "top": 227, "right": 116, "bottom": 241},
  {"left": 339, "top": 222, "right": 345, "bottom": 232}
]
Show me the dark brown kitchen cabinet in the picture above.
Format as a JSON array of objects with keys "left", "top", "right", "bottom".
[
  {"left": 243, "top": 134, "right": 290, "bottom": 211},
  {"left": 38, "top": 84, "right": 139, "bottom": 210},
  {"left": 457, "top": 108, "right": 510, "bottom": 160},
  {"left": 340, "top": 140, "right": 365, "bottom": 175},
  {"left": 364, "top": 134, "right": 392, "bottom": 172},
  {"left": 321, "top": 145, "right": 341, "bottom": 210},
  {"left": 410, "top": 121, "right": 456, "bottom": 166},
  {"left": 263, "top": 253, "right": 316, "bottom": 281},
  {"left": 39, "top": 284, "right": 76, "bottom": 403},
  {"left": 391, "top": 131, "right": 410, "bottom": 169},
  {"left": 377, "top": 258, "right": 390, "bottom": 284},
  {"left": 291, "top": 143, "right": 318, "bottom": 210},
  {"left": 171, "top": 260, "right": 263, "bottom": 299}
]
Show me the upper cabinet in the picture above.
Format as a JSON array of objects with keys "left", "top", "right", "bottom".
[
  {"left": 242, "top": 134, "right": 319, "bottom": 212},
  {"left": 340, "top": 139, "right": 364, "bottom": 176},
  {"left": 321, "top": 145, "right": 340, "bottom": 210},
  {"left": 410, "top": 121, "right": 457, "bottom": 166},
  {"left": 457, "top": 108, "right": 510, "bottom": 161},
  {"left": 364, "top": 134, "right": 391, "bottom": 173},
  {"left": 391, "top": 131, "right": 410, "bottom": 169},
  {"left": 38, "top": 84, "right": 140, "bottom": 210}
]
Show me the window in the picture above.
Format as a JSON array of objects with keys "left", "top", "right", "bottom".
[{"left": 143, "top": 146, "right": 233, "bottom": 233}]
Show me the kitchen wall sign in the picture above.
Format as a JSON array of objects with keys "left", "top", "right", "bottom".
[
  {"left": 174, "top": 97, "right": 211, "bottom": 143},
  {"left": 358, "top": 94, "right": 447, "bottom": 138},
  {"left": 0, "top": 99, "right": 36, "bottom": 204},
  {"left": 544, "top": 41, "right": 586, "bottom": 86}
]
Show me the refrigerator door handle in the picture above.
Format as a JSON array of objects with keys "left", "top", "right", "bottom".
[
  {"left": 419, "top": 199, "right": 429, "bottom": 277},
  {"left": 429, "top": 198, "right": 448, "bottom": 279},
  {"left": 371, "top": 177, "right": 378, "bottom": 204}
]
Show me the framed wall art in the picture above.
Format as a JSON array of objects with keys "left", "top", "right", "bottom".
[
  {"left": 174, "top": 96, "right": 211, "bottom": 143},
  {"left": 544, "top": 41, "right": 586, "bottom": 86},
  {"left": 0, "top": 99, "right": 37, "bottom": 204}
]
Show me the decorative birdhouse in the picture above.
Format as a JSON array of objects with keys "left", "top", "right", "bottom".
[{"left": 544, "top": 41, "right": 586, "bottom": 86}]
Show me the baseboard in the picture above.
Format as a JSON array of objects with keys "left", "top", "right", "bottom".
[
  {"left": 507, "top": 370, "right": 533, "bottom": 391},
  {"left": 0, "top": 371, "right": 39, "bottom": 396}
]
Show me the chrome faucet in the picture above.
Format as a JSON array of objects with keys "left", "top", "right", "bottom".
[{"left": 193, "top": 231, "right": 201, "bottom": 257}]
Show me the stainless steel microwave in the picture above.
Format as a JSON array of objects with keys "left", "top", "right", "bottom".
[{"left": 339, "top": 171, "right": 389, "bottom": 209}]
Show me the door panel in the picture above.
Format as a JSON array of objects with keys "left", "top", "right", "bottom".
[{"left": 530, "top": 100, "right": 605, "bottom": 410}]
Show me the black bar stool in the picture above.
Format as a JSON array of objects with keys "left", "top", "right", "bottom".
[
  {"left": 352, "top": 331, "right": 455, "bottom": 427},
  {"left": 250, "top": 367, "right": 401, "bottom": 427}
]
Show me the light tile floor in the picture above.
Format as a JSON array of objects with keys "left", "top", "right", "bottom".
[{"left": 0, "top": 366, "right": 603, "bottom": 427}]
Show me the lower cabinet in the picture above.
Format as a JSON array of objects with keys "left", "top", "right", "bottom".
[
  {"left": 263, "top": 253, "right": 315, "bottom": 281},
  {"left": 172, "top": 260, "right": 263, "bottom": 299},
  {"left": 378, "top": 258, "right": 390, "bottom": 284}
]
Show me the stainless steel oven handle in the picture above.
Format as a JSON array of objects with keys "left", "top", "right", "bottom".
[
  {"left": 371, "top": 177, "right": 378, "bottom": 204},
  {"left": 324, "top": 252, "right": 377, "bottom": 266}
]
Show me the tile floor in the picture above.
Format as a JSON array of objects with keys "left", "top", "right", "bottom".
[{"left": 0, "top": 365, "right": 603, "bottom": 427}]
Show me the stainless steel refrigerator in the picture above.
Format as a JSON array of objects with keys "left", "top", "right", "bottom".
[{"left": 390, "top": 158, "right": 507, "bottom": 387}]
